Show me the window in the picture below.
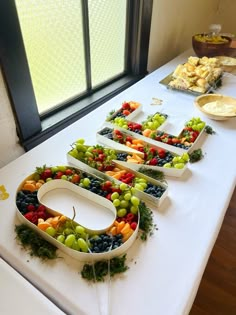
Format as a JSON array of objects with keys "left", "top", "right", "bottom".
[{"left": 0, "top": 0, "right": 153, "bottom": 150}]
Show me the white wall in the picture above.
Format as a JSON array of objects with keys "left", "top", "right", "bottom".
[
  {"left": 0, "top": 70, "right": 25, "bottom": 168},
  {"left": 0, "top": 0, "right": 236, "bottom": 168}
]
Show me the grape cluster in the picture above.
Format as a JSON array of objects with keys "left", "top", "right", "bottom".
[
  {"left": 16, "top": 190, "right": 39, "bottom": 214},
  {"left": 144, "top": 183, "right": 165, "bottom": 198},
  {"left": 90, "top": 234, "right": 123, "bottom": 253},
  {"left": 116, "top": 152, "right": 129, "bottom": 161}
]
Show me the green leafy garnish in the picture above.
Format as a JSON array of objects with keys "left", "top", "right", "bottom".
[
  {"left": 138, "top": 167, "right": 165, "bottom": 182},
  {"left": 139, "top": 202, "right": 157, "bottom": 241},
  {"left": 189, "top": 149, "right": 204, "bottom": 163},
  {"left": 81, "top": 255, "right": 128, "bottom": 282},
  {"left": 106, "top": 109, "right": 116, "bottom": 121},
  {"left": 205, "top": 125, "right": 216, "bottom": 134},
  {"left": 15, "top": 224, "right": 58, "bottom": 260}
]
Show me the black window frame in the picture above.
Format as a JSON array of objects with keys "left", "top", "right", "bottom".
[{"left": 0, "top": 0, "right": 153, "bottom": 151}]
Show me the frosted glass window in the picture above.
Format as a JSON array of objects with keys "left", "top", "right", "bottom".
[
  {"left": 88, "top": 0, "right": 127, "bottom": 87},
  {"left": 15, "top": 0, "right": 86, "bottom": 114}
]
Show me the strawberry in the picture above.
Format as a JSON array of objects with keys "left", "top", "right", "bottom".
[
  {"left": 55, "top": 171, "right": 64, "bottom": 179},
  {"left": 158, "top": 149, "right": 166, "bottom": 158},
  {"left": 71, "top": 174, "right": 80, "bottom": 183},
  {"left": 106, "top": 193, "right": 112, "bottom": 200},
  {"left": 41, "top": 168, "right": 52, "bottom": 180},
  {"left": 133, "top": 123, "right": 142, "bottom": 130},
  {"left": 130, "top": 222, "right": 138, "bottom": 230},
  {"left": 65, "top": 169, "right": 73, "bottom": 176},
  {"left": 123, "top": 110, "right": 131, "bottom": 116},
  {"left": 122, "top": 102, "right": 131, "bottom": 110},
  {"left": 149, "top": 147, "right": 157, "bottom": 156},
  {"left": 148, "top": 157, "right": 158, "bottom": 165}
]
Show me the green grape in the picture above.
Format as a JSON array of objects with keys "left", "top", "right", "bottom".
[
  {"left": 83, "top": 178, "right": 91, "bottom": 187},
  {"left": 174, "top": 163, "right": 185, "bottom": 169},
  {"left": 65, "top": 234, "right": 76, "bottom": 248},
  {"left": 134, "top": 183, "right": 144, "bottom": 191},
  {"left": 85, "top": 151, "right": 93, "bottom": 158},
  {"left": 120, "top": 183, "right": 128, "bottom": 191},
  {"left": 111, "top": 192, "right": 119, "bottom": 201},
  {"left": 57, "top": 235, "right": 65, "bottom": 243},
  {"left": 45, "top": 227, "right": 56, "bottom": 237},
  {"left": 117, "top": 208, "right": 127, "bottom": 217},
  {"left": 124, "top": 192, "right": 132, "bottom": 201},
  {"left": 61, "top": 175, "right": 68, "bottom": 180},
  {"left": 78, "top": 238, "right": 89, "bottom": 252},
  {"left": 139, "top": 182, "right": 147, "bottom": 189},
  {"left": 51, "top": 166, "right": 59, "bottom": 173},
  {"left": 131, "top": 196, "right": 140, "bottom": 206},
  {"left": 63, "top": 228, "right": 74, "bottom": 235},
  {"left": 69, "top": 149, "right": 80, "bottom": 159},
  {"left": 57, "top": 166, "right": 67, "bottom": 172},
  {"left": 182, "top": 153, "right": 189, "bottom": 162},
  {"left": 76, "top": 143, "right": 86, "bottom": 152},
  {"left": 113, "top": 199, "right": 121, "bottom": 207},
  {"left": 163, "top": 163, "right": 172, "bottom": 168},
  {"left": 87, "top": 146, "right": 94, "bottom": 152},
  {"left": 71, "top": 240, "right": 80, "bottom": 251},
  {"left": 75, "top": 225, "right": 85, "bottom": 235},
  {"left": 130, "top": 205, "right": 138, "bottom": 215},
  {"left": 120, "top": 200, "right": 129, "bottom": 208},
  {"left": 76, "top": 138, "right": 85, "bottom": 144}
]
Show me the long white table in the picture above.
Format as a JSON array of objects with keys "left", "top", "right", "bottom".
[{"left": 0, "top": 49, "right": 235, "bottom": 315}]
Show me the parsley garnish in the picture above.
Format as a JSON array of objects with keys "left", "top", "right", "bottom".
[
  {"left": 189, "top": 149, "right": 204, "bottom": 163},
  {"left": 15, "top": 224, "right": 58, "bottom": 260},
  {"left": 139, "top": 202, "right": 157, "bottom": 241},
  {"left": 81, "top": 255, "right": 128, "bottom": 282}
]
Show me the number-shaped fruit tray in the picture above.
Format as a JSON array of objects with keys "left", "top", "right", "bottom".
[
  {"left": 106, "top": 101, "right": 142, "bottom": 122},
  {"left": 67, "top": 154, "right": 168, "bottom": 208},
  {"left": 16, "top": 166, "right": 139, "bottom": 262},
  {"left": 103, "top": 114, "right": 206, "bottom": 156},
  {"left": 95, "top": 129, "right": 188, "bottom": 177}
]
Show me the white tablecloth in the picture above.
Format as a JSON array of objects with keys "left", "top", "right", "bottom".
[{"left": 0, "top": 49, "right": 235, "bottom": 315}]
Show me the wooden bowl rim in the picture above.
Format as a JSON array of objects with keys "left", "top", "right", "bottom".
[
  {"left": 192, "top": 34, "right": 232, "bottom": 46},
  {"left": 194, "top": 94, "right": 236, "bottom": 120}
]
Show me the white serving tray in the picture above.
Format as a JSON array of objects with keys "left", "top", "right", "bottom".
[
  {"left": 16, "top": 173, "right": 139, "bottom": 262},
  {"left": 115, "top": 159, "right": 187, "bottom": 178},
  {"left": 68, "top": 156, "right": 168, "bottom": 208},
  {"left": 96, "top": 131, "right": 188, "bottom": 178},
  {"left": 106, "top": 102, "right": 143, "bottom": 122},
  {"left": 101, "top": 123, "right": 206, "bottom": 156}
]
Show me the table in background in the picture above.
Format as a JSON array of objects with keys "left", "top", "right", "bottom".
[{"left": 0, "top": 49, "right": 235, "bottom": 315}]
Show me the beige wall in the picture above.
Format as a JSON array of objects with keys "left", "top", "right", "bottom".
[
  {"left": 0, "top": 0, "right": 235, "bottom": 167},
  {"left": 148, "top": 0, "right": 221, "bottom": 71},
  {"left": 0, "top": 70, "right": 25, "bottom": 168}
]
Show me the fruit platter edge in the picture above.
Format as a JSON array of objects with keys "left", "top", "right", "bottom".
[
  {"left": 16, "top": 169, "right": 139, "bottom": 262},
  {"left": 95, "top": 133, "right": 188, "bottom": 178}
]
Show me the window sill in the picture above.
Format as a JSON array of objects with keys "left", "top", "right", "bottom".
[{"left": 22, "top": 74, "right": 145, "bottom": 151}]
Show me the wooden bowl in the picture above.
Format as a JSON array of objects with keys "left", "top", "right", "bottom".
[
  {"left": 194, "top": 94, "right": 236, "bottom": 120},
  {"left": 192, "top": 34, "right": 232, "bottom": 57}
]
